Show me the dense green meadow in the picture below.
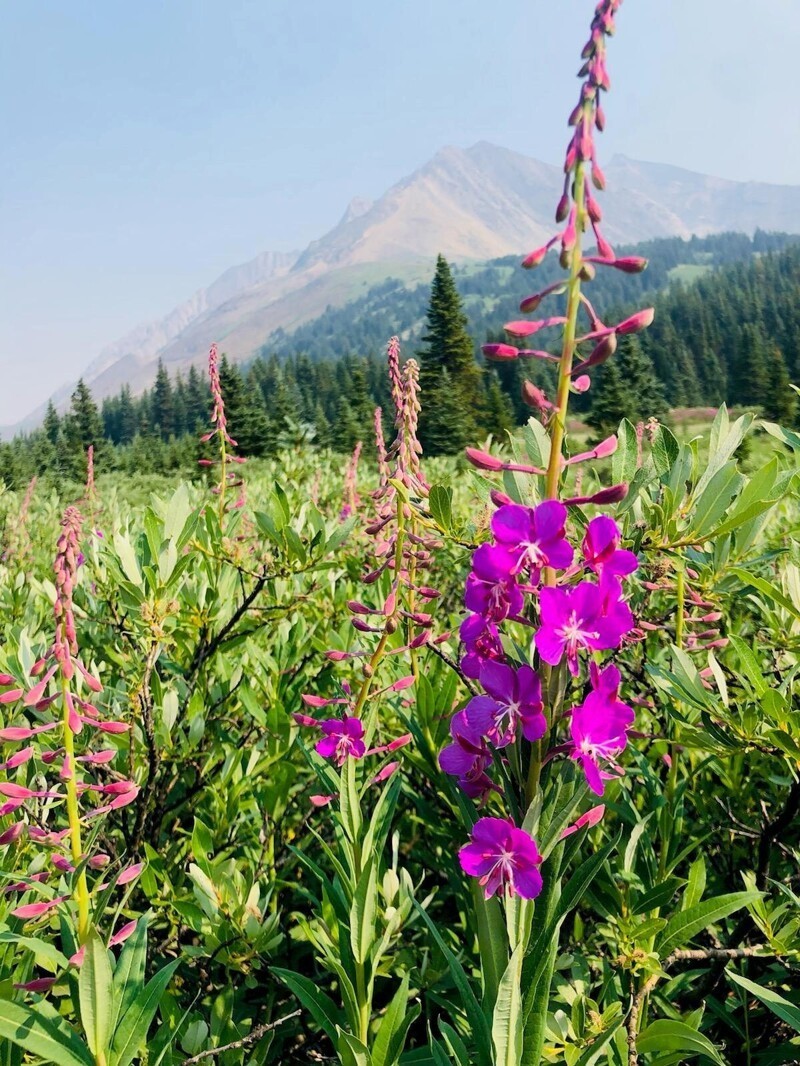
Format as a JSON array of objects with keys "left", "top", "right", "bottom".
[{"left": 1, "top": 400, "right": 800, "bottom": 1064}]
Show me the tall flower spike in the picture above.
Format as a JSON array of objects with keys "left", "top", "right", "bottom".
[
  {"left": 0, "top": 506, "right": 137, "bottom": 947},
  {"left": 200, "top": 343, "right": 246, "bottom": 516}
]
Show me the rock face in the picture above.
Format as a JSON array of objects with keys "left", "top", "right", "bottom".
[{"left": 10, "top": 143, "right": 800, "bottom": 434}]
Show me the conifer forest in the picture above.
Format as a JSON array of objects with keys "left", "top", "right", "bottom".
[{"left": 2, "top": 4, "right": 800, "bottom": 1065}]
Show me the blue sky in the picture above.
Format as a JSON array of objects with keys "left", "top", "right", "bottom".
[{"left": 2, "top": 0, "right": 800, "bottom": 424}]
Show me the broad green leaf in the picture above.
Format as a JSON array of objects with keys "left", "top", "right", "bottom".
[
  {"left": 637, "top": 1019, "right": 724, "bottom": 1064},
  {"left": 692, "top": 462, "right": 744, "bottom": 537},
  {"left": 111, "top": 959, "right": 180, "bottom": 1066},
  {"left": 0, "top": 1001, "right": 94, "bottom": 1066},
  {"left": 683, "top": 857, "right": 707, "bottom": 912},
  {"left": 79, "top": 930, "right": 113, "bottom": 1059},
  {"left": 272, "top": 968, "right": 340, "bottom": 1044},
  {"left": 657, "top": 892, "right": 760, "bottom": 958},
  {"left": 727, "top": 970, "right": 800, "bottom": 1033},
  {"left": 523, "top": 417, "right": 551, "bottom": 469},
  {"left": 492, "top": 944, "right": 524, "bottom": 1066},
  {"left": 0, "top": 931, "right": 69, "bottom": 971},
  {"left": 651, "top": 425, "right": 679, "bottom": 477},
  {"left": 429, "top": 484, "right": 455, "bottom": 534},
  {"left": 438, "top": 1020, "right": 471, "bottom": 1066},
  {"left": 612, "top": 419, "right": 638, "bottom": 487}
]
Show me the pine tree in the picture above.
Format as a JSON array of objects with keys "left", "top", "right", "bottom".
[
  {"left": 418, "top": 255, "right": 485, "bottom": 454},
  {"left": 63, "top": 380, "right": 104, "bottom": 477},
  {"left": 762, "top": 345, "right": 796, "bottom": 424},
  {"left": 43, "top": 402, "right": 60, "bottom": 447},
  {"left": 151, "top": 360, "right": 175, "bottom": 440},
  {"left": 736, "top": 324, "right": 770, "bottom": 408},
  {"left": 588, "top": 336, "right": 667, "bottom": 434}
]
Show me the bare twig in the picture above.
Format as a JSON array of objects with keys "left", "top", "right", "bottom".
[{"left": 180, "top": 1009, "right": 301, "bottom": 1065}]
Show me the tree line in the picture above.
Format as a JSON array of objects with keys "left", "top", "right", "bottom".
[{"left": 1, "top": 233, "right": 799, "bottom": 489}]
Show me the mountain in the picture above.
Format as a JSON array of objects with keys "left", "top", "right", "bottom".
[{"left": 7, "top": 143, "right": 800, "bottom": 436}]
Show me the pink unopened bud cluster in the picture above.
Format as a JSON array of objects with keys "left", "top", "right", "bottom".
[
  {"left": 0, "top": 507, "right": 140, "bottom": 957},
  {"left": 339, "top": 441, "right": 363, "bottom": 522},
  {"left": 198, "top": 343, "right": 246, "bottom": 500},
  {"left": 481, "top": 0, "right": 654, "bottom": 418}
]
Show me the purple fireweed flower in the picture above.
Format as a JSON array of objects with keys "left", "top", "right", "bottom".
[
  {"left": 439, "top": 707, "right": 495, "bottom": 799},
  {"left": 460, "top": 613, "right": 505, "bottom": 679},
  {"left": 535, "top": 580, "right": 632, "bottom": 675},
  {"left": 315, "top": 717, "right": 366, "bottom": 766},
  {"left": 582, "top": 516, "right": 638, "bottom": 577},
  {"left": 570, "top": 663, "right": 634, "bottom": 795},
  {"left": 478, "top": 661, "right": 546, "bottom": 746},
  {"left": 459, "top": 817, "right": 543, "bottom": 900},
  {"left": 464, "top": 543, "right": 524, "bottom": 623},
  {"left": 491, "top": 501, "right": 573, "bottom": 582}
]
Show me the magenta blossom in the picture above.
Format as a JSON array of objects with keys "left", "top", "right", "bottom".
[
  {"left": 535, "top": 580, "right": 632, "bottom": 675},
  {"left": 582, "top": 515, "right": 638, "bottom": 577},
  {"left": 464, "top": 543, "right": 524, "bottom": 623},
  {"left": 439, "top": 708, "right": 495, "bottom": 799},
  {"left": 478, "top": 660, "right": 546, "bottom": 746},
  {"left": 315, "top": 717, "right": 366, "bottom": 766},
  {"left": 459, "top": 817, "right": 543, "bottom": 900},
  {"left": 491, "top": 501, "right": 574, "bottom": 582},
  {"left": 570, "top": 663, "right": 634, "bottom": 795},
  {"left": 460, "top": 613, "right": 505, "bottom": 679}
]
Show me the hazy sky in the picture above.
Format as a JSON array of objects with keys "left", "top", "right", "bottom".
[{"left": 2, "top": 0, "right": 800, "bottom": 425}]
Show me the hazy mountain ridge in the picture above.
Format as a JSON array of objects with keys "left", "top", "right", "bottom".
[{"left": 7, "top": 142, "right": 800, "bottom": 437}]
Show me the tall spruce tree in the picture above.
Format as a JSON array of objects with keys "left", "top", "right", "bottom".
[
  {"left": 63, "top": 380, "right": 104, "bottom": 477},
  {"left": 151, "top": 360, "right": 175, "bottom": 440},
  {"left": 418, "top": 255, "right": 484, "bottom": 454}
]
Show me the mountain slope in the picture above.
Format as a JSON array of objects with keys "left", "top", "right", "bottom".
[{"left": 8, "top": 142, "right": 800, "bottom": 436}]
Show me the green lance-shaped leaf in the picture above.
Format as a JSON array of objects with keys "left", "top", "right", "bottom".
[
  {"left": 656, "top": 891, "right": 760, "bottom": 958},
  {"left": 79, "top": 929, "right": 114, "bottom": 1061},
  {"left": 371, "top": 974, "right": 411, "bottom": 1066},
  {"left": 491, "top": 943, "right": 524, "bottom": 1066},
  {"left": 338, "top": 1030, "right": 373, "bottom": 1066},
  {"left": 350, "top": 857, "right": 378, "bottom": 965},
  {"left": 727, "top": 970, "right": 800, "bottom": 1033},
  {"left": 272, "top": 968, "right": 341, "bottom": 1045},
  {"left": 637, "top": 1019, "right": 725, "bottom": 1064},
  {"left": 110, "top": 917, "right": 149, "bottom": 1038},
  {"left": 111, "top": 959, "right": 180, "bottom": 1066},
  {"left": 412, "top": 900, "right": 493, "bottom": 1063},
  {"left": 0, "top": 1001, "right": 94, "bottom": 1066}
]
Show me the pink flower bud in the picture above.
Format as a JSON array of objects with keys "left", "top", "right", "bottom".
[
  {"left": 109, "top": 920, "right": 137, "bottom": 947},
  {"left": 12, "top": 895, "right": 67, "bottom": 920},
  {"left": 481, "top": 343, "right": 519, "bottom": 360},
  {"left": 521, "top": 237, "right": 556, "bottom": 269},
  {"left": 310, "top": 794, "right": 334, "bottom": 807},
  {"left": 197, "top": 459, "right": 215, "bottom": 467},
  {"left": 555, "top": 192, "right": 570, "bottom": 222},
  {"left": 14, "top": 977, "right": 57, "bottom": 993},
  {"left": 591, "top": 162, "right": 606, "bottom": 190},
  {"left": 572, "top": 375, "right": 591, "bottom": 393},
  {"left": 610, "top": 256, "right": 648, "bottom": 274},
  {"left": 521, "top": 381, "right": 555, "bottom": 412},
  {"left": 69, "top": 946, "right": 86, "bottom": 967},
  {"left": 506, "top": 317, "right": 567, "bottom": 338},
  {"left": 490, "top": 490, "right": 515, "bottom": 507},
  {"left": 465, "top": 448, "right": 503, "bottom": 472},
  {"left": 616, "top": 307, "right": 655, "bottom": 334},
  {"left": 3, "top": 746, "right": 34, "bottom": 770},
  {"left": 88, "top": 719, "right": 129, "bottom": 734},
  {"left": 0, "top": 673, "right": 15, "bottom": 685},
  {"left": 371, "top": 761, "right": 400, "bottom": 786},
  {"left": 564, "top": 483, "right": 629, "bottom": 505},
  {"left": 0, "top": 689, "right": 24, "bottom": 704},
  {"left": 75, "top": 661, "right": 102, "bottom": 693},
  {"left": 0, "top": 822, "right": 25, "bottom": 846},
  {"left": 292, "top": 713, "right": 319, "bottom": 727},
  {"left": 117, "top": 862, "right": 144, "bottom": 885},
  {"left": 573, "top": 332, "right": 617, "bottom": 374},
  {"left": 302, "top": 694, "right": 338, "bottom": 708}
]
